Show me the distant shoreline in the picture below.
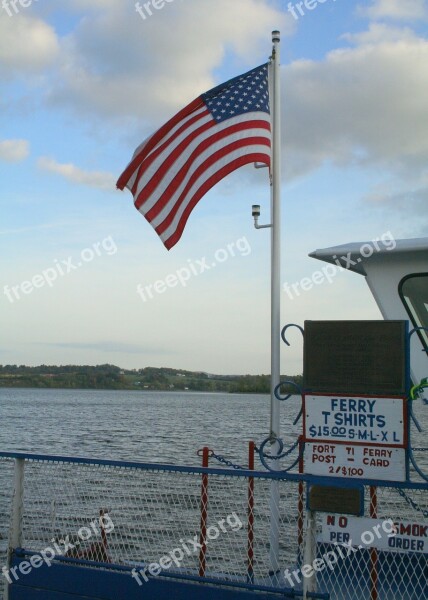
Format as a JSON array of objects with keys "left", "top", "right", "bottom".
[
  {"left": 0, "top": 364, "right": 302, "bottom": 394},
  {"left": 0, "top": 387, "right": 273, "bottom": 396}
]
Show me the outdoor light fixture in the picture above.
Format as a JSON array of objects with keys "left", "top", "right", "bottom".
[{"left": 252, "top": 204, "right": 271, "bottom": 229}]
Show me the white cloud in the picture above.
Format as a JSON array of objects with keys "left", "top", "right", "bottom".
[
  {"left": 45, "top": 0, "right": 290, "bottom": 123},
  {"left": 58, "top": 0, "right": 119, "bottom": 10},
  {"left": 364, "top": 171, "right": 428, "bottom": 218},
  {"left": 283, "top": 35, "right": 428, "bottom": 186},
  {"left": 37, "top": 157, "right": 116, "bottom": 190},
  {"left": 0, "top": 13, "right": 59, "bottom": 74},
  {"left": 359, "top": 0, "right": 428, "bottom": 21},
  {"left": 343, "top": 23, "right": 419, "bottom": 45},
  {"left": 0, "top": 139, "right": 29, "bottom": 161},
  {"left": 3, "top": 3, "right": 426, "bottom": 218}
]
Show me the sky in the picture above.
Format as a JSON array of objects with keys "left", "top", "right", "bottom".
[{"left": 0, "top": 0, "right": 427, "bottom": 375}]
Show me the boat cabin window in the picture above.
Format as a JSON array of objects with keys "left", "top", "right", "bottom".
[{"left": 399, "top": 274, "right": 428, "bottom": 353}]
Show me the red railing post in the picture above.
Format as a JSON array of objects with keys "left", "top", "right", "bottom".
[
  {"left": 198, "top": 446, "right": 210, "bottom": 577},
  {"left": 247, "top": 441, "right": 255, "bottom": 584}
]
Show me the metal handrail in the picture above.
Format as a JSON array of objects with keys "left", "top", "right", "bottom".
[{"left": 0, "top": 451, "right": 427, "bottom": 490}]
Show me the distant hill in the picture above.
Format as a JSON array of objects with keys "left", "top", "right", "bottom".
[{"left": 0, "top": 364, "right": 302, "bottom": 394}]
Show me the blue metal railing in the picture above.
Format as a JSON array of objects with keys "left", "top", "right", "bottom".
[
  {"left": 1, "top": 450, "right": 427, "bottom": 600},
  {"left": 0, "top": 451, "right": 426, "bottom": 490}
]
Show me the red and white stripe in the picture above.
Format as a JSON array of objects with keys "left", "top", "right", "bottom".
[{"left": 117, "top": 97, "right": 271, "bottom": 250}]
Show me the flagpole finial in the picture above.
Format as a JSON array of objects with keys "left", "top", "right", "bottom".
[{"left": 272, "top": 30, "right": 280, "bottom": 43}]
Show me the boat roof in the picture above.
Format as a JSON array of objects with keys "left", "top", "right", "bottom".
[{"left": 309, "top": 237, "right": 428, "bottom": 276}]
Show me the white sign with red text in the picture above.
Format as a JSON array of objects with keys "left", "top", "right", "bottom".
[
  {"left": 304, "top": 442, "right": 406, "bottom": 481},
  {"left": 321, "top": 514, "right": 427, "bottom": 554}
]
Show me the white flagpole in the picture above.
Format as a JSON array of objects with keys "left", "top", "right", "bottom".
[{"left": 269, "top": 29, "right": 282, "bottom": 575}]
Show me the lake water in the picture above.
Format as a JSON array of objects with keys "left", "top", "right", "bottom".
[
  {"left": 1, "top": 388, "right": 426, "bottom": 468},
  {"left": 0, "top": 388, "right": 302, "bottom": 466},
  {"left": 0, "top": 389, "right": 303, "bottom": 598},
  {"left": 1, "top": 387, "right": 428, "bottom": 480},
  {"left": 0, "top": 389, "right": 427, "bottom": 600}
]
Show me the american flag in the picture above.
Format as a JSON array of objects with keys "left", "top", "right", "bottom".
[{"left": 117, "top": 63, "right": 271, "bottom": 250}]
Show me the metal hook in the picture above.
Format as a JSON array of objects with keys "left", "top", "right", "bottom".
[
  {"left": 274, "top": 380, "right": 303, "bottom": 425},
  {"left": 257, "top": 436, "right": 303, "bottom": 473},
  {"left": 409, "top": 326, "right": 428, "bottom": 339},
  {"left": 281, "top": 323, "right": 304, "bottom": 347},
  {"left": 274, "top": 380, "right": 302, "bottom": 401},
  {"left": 409, "top": 326, "right": 428, "bottom": 354}
]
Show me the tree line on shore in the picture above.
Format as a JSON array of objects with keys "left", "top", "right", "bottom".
[{"left": 0, "top": 364, "right": 303, "bottom": 394}]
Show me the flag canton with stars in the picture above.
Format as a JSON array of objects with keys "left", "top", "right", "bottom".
[{"left": 202, "top": 63, "right": 270, "bottom": 123}]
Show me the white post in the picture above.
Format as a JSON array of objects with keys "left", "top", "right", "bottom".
[
  {"left": 268, "top": 28, "right": 282, "bottom": 575},
  {"left": 303, "top": 510, "right": 318, "bottom": 598},
  {"left": 5, "top": 458, "right": 25, "bottom": 600}
]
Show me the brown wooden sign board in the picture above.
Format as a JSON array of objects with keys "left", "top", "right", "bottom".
[
  {"left": 308, "top": 485, "right": 363, "bottom": 515},
  {"left": 303, "top": 320, "right": 408, "bottom": 395}
]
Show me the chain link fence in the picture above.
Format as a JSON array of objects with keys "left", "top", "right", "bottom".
[{"left": 0, "top": 452, "right": 426, "bottom": 599}]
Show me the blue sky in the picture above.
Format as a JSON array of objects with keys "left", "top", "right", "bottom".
[{"left": 1, "top": 0, "right": 427, "bottom": 374}]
